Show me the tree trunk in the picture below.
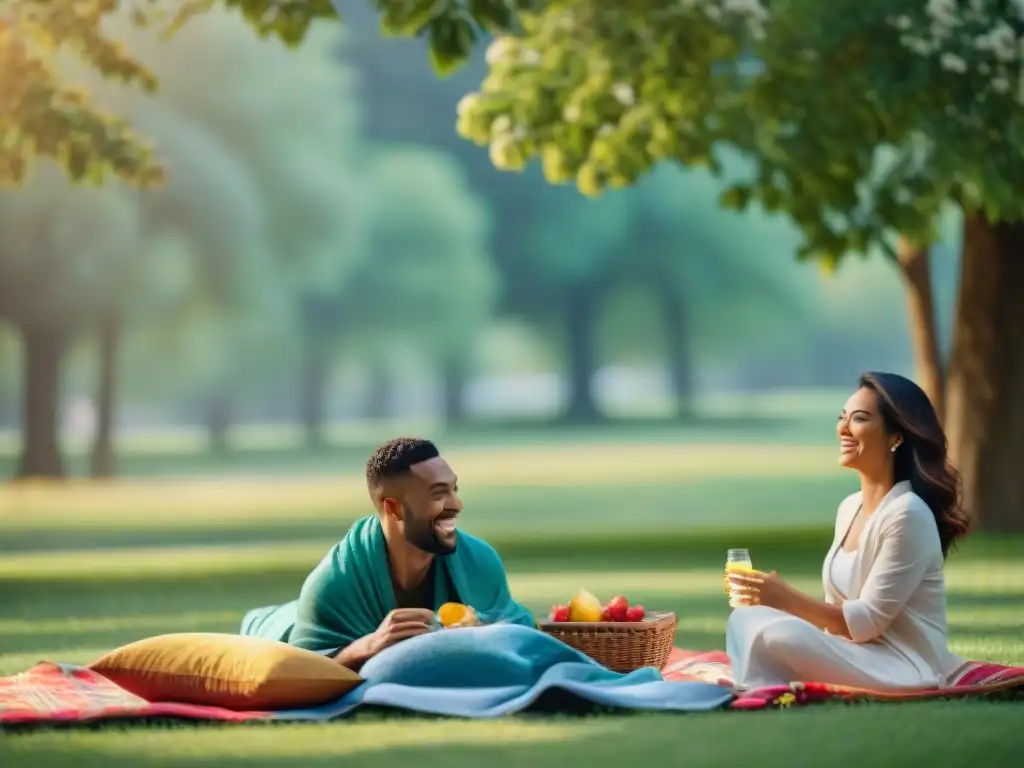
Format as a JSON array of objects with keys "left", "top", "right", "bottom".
[
  {"left": 945, "top": 215, "right": 1024, "bottom": 533},
  {"left": 16, "top": 322, "right": 67, "bottom": 479},
  {"left": 562, "top": 287, "right": 602, "bottom": 424},
  {"left": 658, "top": 285, "right": 695, "bottom": 421},
  {"left": 205, "top": 392, "right": 233, "bottom": 454},
  {"left": 442, "top": 359, "right": 468, "bottom": 426},
  {"left": 896, "top": 236, "right": 946, "bottom": 422},
  {"left": 300, "top": 344, "right": 330, "bottom": 450},
  {"left": 89, "top": 314, "right": 120, "bottom": 479}
]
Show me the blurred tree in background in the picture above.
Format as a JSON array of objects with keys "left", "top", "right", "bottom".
[
  {"left": 0, "top": 9, "right": 354, "bottom": 477},
  {"left": 457, "top": 0, "right": 1024, "bottom": 531},
  {"left": 0, "top": 173, "right": 139, "bottom": 477},
  {"left": 105, "top": 10, "right": 363, "bottom": 458},
  {"left": 298, "top": 147, "right": 495, "bottom": 445}
]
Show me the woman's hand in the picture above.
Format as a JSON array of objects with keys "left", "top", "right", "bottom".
[{"left": 727, "top": 569, "right": 794, "bottom": 610}]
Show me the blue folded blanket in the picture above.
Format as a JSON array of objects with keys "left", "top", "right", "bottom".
[{"left": 272, "top": 624, "right": 733, "bottom": 719}]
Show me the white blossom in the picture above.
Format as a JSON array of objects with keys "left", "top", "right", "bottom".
[
  {"left": 992, "top": 76, "right": 1010, "bottom": 93},
  {"left": 925, "top": 0, "right": 958, "bottom": 30},
  {"left": 902, "top": 36, "right": 935, "bottom": 56},
  {"left": 723, "top": 0, "right": 769, "bottom": 21},
  {"left": 611, "top": 83, "right": 635, "bottom": 106},
  {"left": 974, "top": 22, "right": 1017, "bottom": 62},
  {"left": 563, "top": 104, "right": 582, "bottom": 123},
  {"left": 940, "top": 52, "right": 968, "bottom": 72},
  {"left": 596, "top": 123, "right": 615, "bottom": 138}
]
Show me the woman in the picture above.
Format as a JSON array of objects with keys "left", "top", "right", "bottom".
[{"left": 726, "top": 371, "right": 972, "bottom": 691}]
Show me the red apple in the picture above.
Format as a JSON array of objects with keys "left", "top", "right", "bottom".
[
  {"left": 551, "top": 605, "right": 571, "bottom": 622},
  {"left": 607, "top": 595, "right": 629, "bottom": 613},
  {"left": 625, "top": 605, "right": 646, "bottom": 622},
  {"left": 603, "top": 595, "right": 629, "bottom": 622}
]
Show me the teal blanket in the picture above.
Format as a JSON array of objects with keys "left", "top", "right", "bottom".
[{"left": 241, "top": 515, "right": 535, "bottom": 654}]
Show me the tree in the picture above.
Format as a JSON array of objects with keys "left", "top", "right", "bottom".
[
  {"left": 2, "top": 0, "right": 527, "bottom": 190},
  {"left": 108, "top": 9, "right": 364, "bottom": 454},
  {"left": 455, "top": 1, "right": 1024, "bottom": 532},
  {"left": 298, "top": 145, "right": 495, "bottom": 442},
  {"left": 0, "top": 7, "right": 362, "bottom": 477},
  {"left": 619, "top": 164, "right": 811, "bottom": 419},
  {"left": 0, "top": 0, "right": 163, "bottom": 187},
  {"left": 0, "top": 169, "right": 139, "bottom": 477}
]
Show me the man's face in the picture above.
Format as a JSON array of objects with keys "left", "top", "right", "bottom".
[{"left": 398, "top": 456, "right": 462, "bottom": 555}]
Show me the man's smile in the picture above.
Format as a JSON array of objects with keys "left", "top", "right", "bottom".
[{"left": 434, "top": 514, "right": 458, "bottom": 535}]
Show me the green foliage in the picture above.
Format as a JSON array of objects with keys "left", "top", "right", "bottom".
[
  {"left": 373, "top": 0, "right": 527, "bottom": 74},
  {"left": 4, "top": 0, "right": 525, "bottom": 191},
  {"left": 0, "top": 0, "right": 164, "bottom": 188},
  {"left": 457, "top": 0, "right": 1024, "bottom": 268}
]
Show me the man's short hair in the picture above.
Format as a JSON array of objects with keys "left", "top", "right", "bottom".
[{"left": 365, "top": 437, "right": 440, "bottom": 493}]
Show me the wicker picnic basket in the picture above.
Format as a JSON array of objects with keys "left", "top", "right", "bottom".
[{"left": 539, "top": 611, "right": 678, "bottom": 673}]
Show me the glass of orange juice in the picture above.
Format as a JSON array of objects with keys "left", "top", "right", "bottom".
[{"left": 725, "top": 548, "right": 753, "bottom": 608}]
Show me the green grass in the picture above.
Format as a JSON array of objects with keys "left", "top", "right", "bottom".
[{"left": 0, "top": 436, "right": 1022, "bottom": 766}]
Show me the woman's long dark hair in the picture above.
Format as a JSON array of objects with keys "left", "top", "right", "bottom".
[{"left": 860, "top": 372, "right": 970, "bottom": 557}]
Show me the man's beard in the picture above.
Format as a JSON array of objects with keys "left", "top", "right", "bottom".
[{"left": 403, "top": 504, "right": 457, "bottom": 555}]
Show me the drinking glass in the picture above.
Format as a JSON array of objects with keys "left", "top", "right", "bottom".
[{"left": 725, "top": 548, "right": 753, "bottom": 608}]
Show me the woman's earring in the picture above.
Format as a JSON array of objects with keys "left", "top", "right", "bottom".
[{"left": 891, "top": 444, "right": 898, "bottom": 452}]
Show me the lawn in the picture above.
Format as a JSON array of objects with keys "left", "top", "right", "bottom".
[{"left": 0, "top": 435, "right": 1021, "bottom": 766}]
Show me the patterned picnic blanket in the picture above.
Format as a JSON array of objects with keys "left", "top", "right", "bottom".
[
  {"left": 2, "top": 650, "right": 1022, "bottom": 726},
  {"left": 661, "top": 648, "right": 1024, "bottom": 709}
]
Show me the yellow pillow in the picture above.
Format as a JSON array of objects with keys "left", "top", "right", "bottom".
[{"left": 88, "top": 632, "right": 362, "bottom": 710}]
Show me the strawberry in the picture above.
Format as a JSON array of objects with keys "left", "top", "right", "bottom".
[
  {"left": 624, "top": 605, "right": 646, "bottom": 622},
  {"left": 551, "top": 605, "right": 571, "bottom": 622}
]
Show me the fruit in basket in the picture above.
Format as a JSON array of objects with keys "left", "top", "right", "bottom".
[
  {"left": 624, "top": 604, "right": 646, "bottom": 622},
  {"left": 551, "top": 604, "right": 571, "bottom": 622},
  {"left": 568, "top": 589, "right": 604, "bottom": 622},
  {"left": 602, "top": 595, "right": 629, "bottom": 622}
]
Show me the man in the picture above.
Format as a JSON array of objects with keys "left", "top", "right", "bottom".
[{"left": 240, "top": 437, "right": 535, "bottom": 670}]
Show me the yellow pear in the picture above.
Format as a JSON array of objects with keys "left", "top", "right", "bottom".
[{"left": 569, "top": 589, "right": 604, "bottom": 622}]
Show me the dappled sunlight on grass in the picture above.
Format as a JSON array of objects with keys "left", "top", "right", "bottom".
[{"left": 0, "top": 443, "right": 841, "bottom": 529}]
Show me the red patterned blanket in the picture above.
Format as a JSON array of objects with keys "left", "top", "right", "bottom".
[
  {"left": 2, "top": 650, "right": 1021, "bottom": 726},
  {"left": 661, "top": 648, "right": 1024, "bottom": 708}
]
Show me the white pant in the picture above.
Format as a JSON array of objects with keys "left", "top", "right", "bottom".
[{"left": 726, "top": 605, "right": 932, "bottom": 691}]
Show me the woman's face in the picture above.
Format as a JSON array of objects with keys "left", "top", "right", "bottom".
[{"left": 837, "top": 387, "right": 899, "bottom": 470}]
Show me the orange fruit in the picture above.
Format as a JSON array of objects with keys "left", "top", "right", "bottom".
[{"left": 437, "top": 602, "right": 470, "bottom": 628}]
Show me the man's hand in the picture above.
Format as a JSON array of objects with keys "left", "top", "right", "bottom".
[{"left": 336, "top": 608, "right": 436, "bottom": 669}]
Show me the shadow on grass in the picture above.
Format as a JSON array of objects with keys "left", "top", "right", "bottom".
[{"left": 1, "top": 701, "right": 1022, "bottom": 767}]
